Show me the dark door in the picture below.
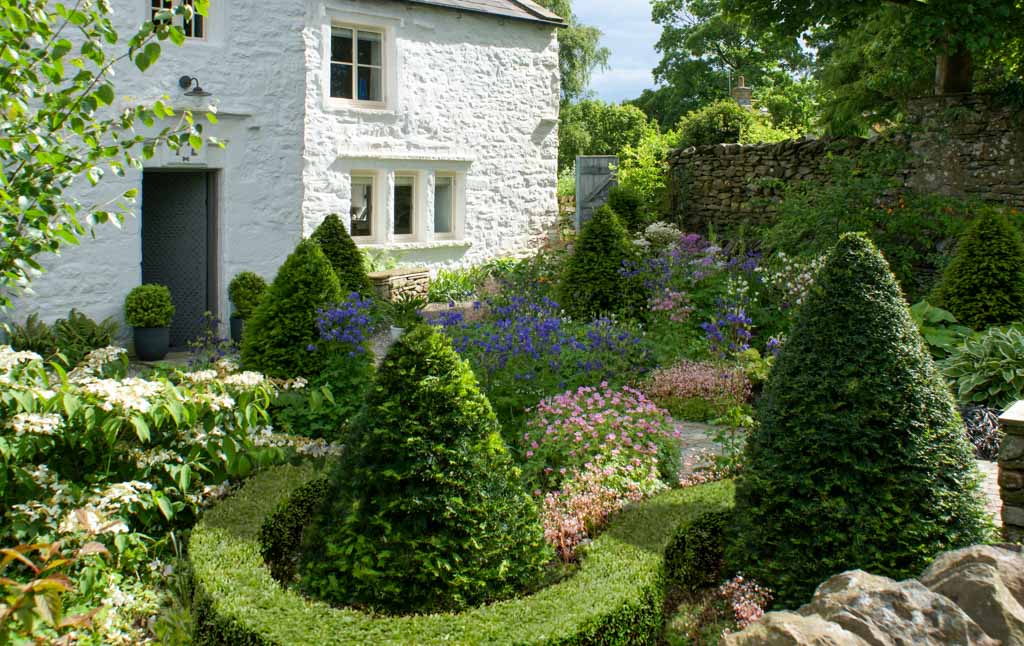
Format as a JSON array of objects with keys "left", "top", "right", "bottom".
[{"left": 141, "top": 171, "right": 215, "bottom": 349}]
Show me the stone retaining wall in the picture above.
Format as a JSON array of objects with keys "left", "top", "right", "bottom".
[
  {"left": 999, "top": 402, "right": 1024, "bottom": 542},
  {"left": 667, "top": 94, "right": 1024, "bottom": 234},
  {"left": 369, "top": 268, "right": 430, "bottom": 302}
]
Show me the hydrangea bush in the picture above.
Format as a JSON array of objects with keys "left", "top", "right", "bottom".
[{"left": 0, "top": 345, "right": 323, "bottom": 643}]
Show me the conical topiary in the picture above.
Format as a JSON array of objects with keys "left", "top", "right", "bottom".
[
  {"left": 311, "top": 213, "right": 375, "bottom": 297},
  {"left": 933, "top": 209, "right": 1024, "bottom": 330},
  {"left": 559, "top": 205, "right": 646, "bottom": 320},
  {"left": 240, "top": 239, "right": 342, "bottom": 378},
  {"left": 300, "top": 325, "right": 550, "bottom": 613},
  {"left": 727, "top": 233, "right": 992, "bottom": 608}
]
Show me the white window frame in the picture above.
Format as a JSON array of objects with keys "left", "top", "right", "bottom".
[
  {"left": 327, "top": 23, "right": 388, "bottom": 109},
  {"left": 150, "top": 0, "right": 207, "bottom": 40},
  {"left": 432, "top": 172, "right": 458, "bottom": 241},
  {"left": 392, "top": 173, "right": 419, "bottom": 242},
  {"left": 349, "top": 172, "right": 378, "bottom": 243}
]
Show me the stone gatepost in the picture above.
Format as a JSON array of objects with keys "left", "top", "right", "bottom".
[{"left": 998, "top": 402, "right": 1024, "bottom": 542}]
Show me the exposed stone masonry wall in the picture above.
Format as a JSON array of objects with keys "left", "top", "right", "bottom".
[
  {"left": 668, "top": 94, "right": 1024, "bottom": 234},
  {"left": 999, "top": 403, "right": 1024, "bottom": 542}
]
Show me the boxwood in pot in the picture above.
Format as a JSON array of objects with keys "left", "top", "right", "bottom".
[
  {"left": 227, "top": 272, "right": 267, "bottom": 344},
  {"left": 125, "top": 284, "right": 175, "bottom": 361}
]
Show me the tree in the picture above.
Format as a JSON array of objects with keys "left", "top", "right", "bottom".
[
  {"left": 240, "top": 239, "right": 342, "bottom": 378},
  {"left": 0, "top": 0, "right": 213, "bottom": 310},
  {"left": 310, "top": 214, "right": 374, "bottom": 296},
  {"left": 933, "top": 209, "right": 1024, "bottom": 330},
  {"left": 558, "top": 100, "right": 654, "bottom": 172},
  {"left": 721, "top": 0, "right": 1024, "bottom": 94},
  {"left": 645, "top": 0, "right": 811, "bottom": 129},
  {"left": 300, "top": 326, "right": 549, "bottom": 613},
  {"left": 535, "top": 0, "right": 610, "bottom": 104},
  {"left": 728, "top": 233, "right": 991, "bottom": 607}
]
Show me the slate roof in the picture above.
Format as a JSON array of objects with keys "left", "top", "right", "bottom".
[{"left": 396, "top": 0, "right": 566, "bottom": 26}]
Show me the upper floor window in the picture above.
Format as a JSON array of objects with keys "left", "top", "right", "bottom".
[
  {"left": 330, "top": 27, "right": 383, "bottom": 103},
  {"left": 151, "top": 0, "right": 205, "bottom": 39}
]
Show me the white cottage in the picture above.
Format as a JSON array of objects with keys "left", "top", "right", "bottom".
[{"left": 18, "top": 0, "right": 563, "bottom": 346}]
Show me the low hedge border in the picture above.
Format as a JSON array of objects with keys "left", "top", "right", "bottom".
[{"left": 189, "top": 464, "right": 734, "bottom": 645}]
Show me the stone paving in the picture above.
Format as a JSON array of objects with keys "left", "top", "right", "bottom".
[{"left": 676, "top": 421, "right": 1004, "bottom": 527}]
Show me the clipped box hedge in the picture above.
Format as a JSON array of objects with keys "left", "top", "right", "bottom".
[{"left": 189, "top": 464, "right": 734, "bottom": 645}]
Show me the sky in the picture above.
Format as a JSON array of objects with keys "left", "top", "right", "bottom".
[{"left": 572, "top": 1, "right": 663, "bottom": 104}]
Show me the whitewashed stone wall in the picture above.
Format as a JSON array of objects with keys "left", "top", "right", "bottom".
[
  {"left": 13, "top": 0, "right": 307, "bottom": 329},
  {"left": 301, "top": 0, "right": 561, "bottom": 268},
  {"left": 11, "top": 0, "right": 560, "bottom": 331}
]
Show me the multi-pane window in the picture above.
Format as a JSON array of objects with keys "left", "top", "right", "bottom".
[
  {"left": 393, "top": 175, "right": 415, "bottom": 236},
  {"left": 434, "top": 175, "right": 455, "bottom": 236},
  {"left": 330, "top": 27, "right": 383, "bottom": 103},
  {"left": 350, "top": 176, "right": 374, "bottom": 238},
  {"left": 150, "top": 0, "right": 204, "bottom": 39}
]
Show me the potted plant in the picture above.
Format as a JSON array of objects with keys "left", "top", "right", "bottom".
[
  {"left": 125, "top": 284, "right": 175, "bottom": 361},
  {"left": 228, "top": 272, "right": 268, "bottom": 344},
  {"left": 387, "top": 295, "right": 426, "bottom": 341}
]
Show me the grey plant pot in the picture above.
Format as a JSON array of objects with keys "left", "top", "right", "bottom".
[
  {"left": 230, "top": 316, "right": 244, "bottom": 345},
  {"left": 134, "top": 327, "right": 170, "bottom": 362}
]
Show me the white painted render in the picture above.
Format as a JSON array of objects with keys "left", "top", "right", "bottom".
[{"left": 13, "top": 0, "right": 560, "bottom": 331}]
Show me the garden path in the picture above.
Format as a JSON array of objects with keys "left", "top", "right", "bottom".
[{"left": 675, "top": 422, "right": 1004, "bottom": 528}]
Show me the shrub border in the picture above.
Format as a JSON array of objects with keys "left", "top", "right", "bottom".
[{"left": 189, "top": 464, "right": 734, "bottom": 645}]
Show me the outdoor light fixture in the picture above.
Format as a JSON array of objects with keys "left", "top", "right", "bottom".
[{"left": 178, "top": 76, "right": 212, "bottom": 97}]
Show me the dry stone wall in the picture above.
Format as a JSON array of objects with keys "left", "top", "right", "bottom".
[
  {"left": 668, "top": 94, "right": 1024, "bottom": 234},
  {"left": 1000, "top": 402, "right": 1024, "bottom": 542}
]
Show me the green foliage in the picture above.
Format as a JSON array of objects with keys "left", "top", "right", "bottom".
[
  {"left": 0, "top": 0, "right": 213, "bottom": 309},
  {"left": 616, "top": 126, "right": 682, "bottom": 216},
  {"left": 665, "top": 510, "right": 732, "bottom": 591},
  {"left": 241, "top": 240, "right": 342, "bottom": 378},
  {"left": 932, "top": 209, "right": 1024, "bottom": 330},
  {"left": 190, "top": 462, "right": 734, "bottom": 645},
  {"left": 729, "top": 233, "right": 992, "bottom": 608},
  {"left": 0, "top": 539, "right": 109, "bottom": 643},
  {"left": 943, "top": 325, "right": 1024, "bottom": 409},
  {"left": 557, "top": 167, "right": 576, "bottom": 197},
  {"left": 760, "top": 146, "right": 976, "bottom": 302},
  {"left": 227, "top": 272, "right": 268, "bottom": 320},
  {"left": 300, "top": 326, "right": 550, "bottom": 613},
  {"left": 677, "top": 100, "right": 756, "bottom": 148},
  {"left": 607, "top": 184, "right": 649, "bottom": 233},
  {"left": 52, "top": 309, "right": 119, "bottom": 367},
  {"left": 6, "top": 314, "right": 57, "bottom": 359},
  {"left": 271, "top": 350, "right": 375, "bottom": 441},
  {"left": 124, "top": 284, "right": 175, "bottom": 328},
  {"left": 558, "top": 100, "right": 654, "bottom": 172},
  {"left": 647, "top": 0, "right": 811, "bottom": 132},
  {"left": 909, "top": 301, "right": 974, "bottom": 359},
  {"left": 311, "top": 214, "right": 374, "bottom": 297},
  {"left": 259, "top": 475, "right": 330, "bottom": 582},
  {"left": 559, "top": 206, "right": 646, "bottom": 320}
]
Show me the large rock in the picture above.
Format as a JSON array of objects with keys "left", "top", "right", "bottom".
[
  {"left": 919, "top": 545, "right": 1024, "bottom": 645},
  {"left": 722, "top": 612, "right": 868, "bottom": 646},
  {"left": 726, "top": 545, "right": 1024, "bottom": 645},
  {"left": 800, "top": 571, "right": 996, "bottom": 646}
]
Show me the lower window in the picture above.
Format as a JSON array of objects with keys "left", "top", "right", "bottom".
[
  {"left": 394, "top": 175, "right": 415, "bottom": 237},
  {"left": 350, "top": 175, "right": 374, "bottom": 238},
  {"left": 434, "top": 175, "right": 454, "bottom": 236}
]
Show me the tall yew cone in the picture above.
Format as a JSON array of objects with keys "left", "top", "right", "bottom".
[
  {"left": 311, "top": 213, "right": 375, "bottom": 297},
  {"left": 300, "top": 325, "right": 549, "bottom": 614},
  {"left": 728, "top": 233, "right": 992, "bottom": 608}
]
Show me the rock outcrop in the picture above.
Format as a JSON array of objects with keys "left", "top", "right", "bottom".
[{"left": 725, "top": 545, "right": 1024, "bottom": 646}]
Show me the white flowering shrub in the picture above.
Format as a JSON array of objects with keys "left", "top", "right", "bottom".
[{"left": 0, "top": 345, "right": 340, "bottom": 643}]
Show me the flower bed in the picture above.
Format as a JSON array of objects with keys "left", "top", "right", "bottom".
[{"left": 189, "top": 463, "right": 735, "bottom": 645}]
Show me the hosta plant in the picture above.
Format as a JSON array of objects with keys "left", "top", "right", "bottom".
[{"left": 943, "top": 325, "right": 1024, "bottom": 408}]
